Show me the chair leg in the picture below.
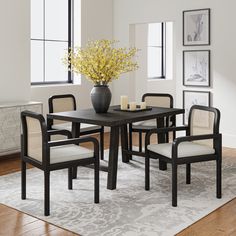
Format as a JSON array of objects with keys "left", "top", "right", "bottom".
[
  {"left": 44, "top": 171, "right": 50, "bottom": 216},
  {"left": 186, "top": 164, "right": 191, "bottom": 184},
  {"left": 145, "top": 156, "right": 150, "bottom": 190},
  {"left": 129, "top": 124, "right": 133, "bottom": 160},
  {"left": 172, "top": 164, "right": 178, "bottom": 207},
  {"left": 21, "top": 161, "right": 26, "bottom": 200},
  {"left": 172, "top": 116, "right": 176, "bottom": 140},
  {"left": 68, "top": 168, "right": 73, "bottom": 190},
  {"left": 139, "top": 131, "right": 142, "bottom": 152},
  {"left": 166, "top": 132, "right": 169, "bottom": 143},
  {"left": 100, "top": 127, "right": 104, "bottom": 160},
  {"left": 94, "top": 156, "right": 100, "bottom": 203},
  {"left": 165, "top": 119, "right": 169, "bottom": 142},
  {"left": 216, "top": 159, "right": 222, "bottom": 198},
  {"left": 72, "top": 167, "right": 77, "bottom": 179}
]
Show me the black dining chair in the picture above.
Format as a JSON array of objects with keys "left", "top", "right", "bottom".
[
  {"left": 48, "top": 94, "right": 104, "bottom": 178},
  {"left": 129, "top": 93, "right": 176, "bottom": 154},
  {"left": 145, "top": 105, "right": 222, "bottom": 207},
  {"left": 21, "top": 111, "right": 99, "bottom": 216}
]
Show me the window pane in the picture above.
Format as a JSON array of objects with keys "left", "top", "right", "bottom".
[
  {"left": 31, "top": 41, "right": 44, "bottom": 83},
  {"left": 148, "top": 23, "right": 162, "bottom": 46},
  {"left": 31, "top": 0, "right": 44, "bottom": 39},
  {"left": 148, "top": 47, "right": 162, "bottom": 78},
  {"left": 45, "top": 0, "right": 68, "bottom": 40},
  {"left": 45, "top": 41, "right": 68, "bottom": 82}
]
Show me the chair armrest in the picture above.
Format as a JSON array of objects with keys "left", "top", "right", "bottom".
[
  {"left": 145, "top": 126, "right": 189, "bottom": 149},
  {"left": 153, "top": 126, "right": 189, "bottom": 134},
  {"left": 47, "top": 129, "right": 72, "bottom": 139},
  {"left": 173, "top": 133, "right": 221, "bottom": 145},
  {"left": 171, "top": 133, "right": 222, "bottom": 160},
  {"left": 48, "top": 136, "right": 99, "bottom": 157}
]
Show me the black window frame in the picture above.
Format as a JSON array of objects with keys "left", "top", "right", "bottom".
[
  {"left": 31, "top": 0, "right": 73, "bottom": 86},
  {"left": 147, "top": 22, "right": 166, "bottom": 80}
]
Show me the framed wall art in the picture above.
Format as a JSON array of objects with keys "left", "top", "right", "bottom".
[
  {"left": 183, "top": 8, "right": 210, "bottom": 46},
  {"left": 183, "top": 90, "right": 211, "bottom": 125},
  {"left": 183, "top": 50, "right": 210, "bottom": 87}
]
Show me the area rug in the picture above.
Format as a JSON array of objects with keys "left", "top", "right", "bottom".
[{"left": 0, "top": 150, "right": 236, "bottom": 236}]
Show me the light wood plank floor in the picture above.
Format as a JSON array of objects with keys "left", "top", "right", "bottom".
[{"left": 0, "top": 133, "right": 235, "bottom": 236}]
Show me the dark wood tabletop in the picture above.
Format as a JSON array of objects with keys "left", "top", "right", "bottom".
[{"left": 47, "top": 105, "right": 185, "bottom": 127}]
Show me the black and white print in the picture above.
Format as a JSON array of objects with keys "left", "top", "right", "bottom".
[
  {"left": 183, "top": 9, "right": 210, "bottom": 46},
  {"left": 183, "top": 90, "right": 210, "bottom": 125},
  {"left": 183, "top": 50, "right": 210, "bottom": 87}
]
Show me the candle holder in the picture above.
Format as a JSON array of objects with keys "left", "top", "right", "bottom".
[
  {"left": 114, "top": 104, "right": 152, "bottom": 112},
  {"left": 129, "top": 102, "right": 136, "bottom": 111},
  {"left": 120, "top": 95, "right": 128, "bottom": 110}
]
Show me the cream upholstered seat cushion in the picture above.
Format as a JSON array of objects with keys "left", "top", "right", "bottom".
[
  {"left": 133, "top": 119, "right": 173, "bottom": 129},
  {"left": 52, "top": 122, "right": 101, "bottom": 132},
  {"left": 133, "top": 119, "right": 156, "bottom": 127},
  {"left": 50, "top": 145, "right": 94, "bottom": 164},
  {"left": 32, "top": 144, "right": 94, "bottom": 164},
  {"left": 147, "top": 141, "right": 215, "bottom": 158}
]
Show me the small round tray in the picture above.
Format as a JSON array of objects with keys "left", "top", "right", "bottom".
[{"left": 114, "top": 106, "right": 152, "bottom": 112}]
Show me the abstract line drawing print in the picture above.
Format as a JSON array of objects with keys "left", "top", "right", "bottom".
[
  {"left": 183, "top": 9, "right": 210, "bottom": 46},
  {"left": 183, "top": 50, "right": 210, "bottom": 87}
]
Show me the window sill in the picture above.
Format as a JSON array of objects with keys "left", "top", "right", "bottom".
[
  {"left": 147, "top": 77, "right": 172, "bottom": 82},
  {"left": 31, "top": 81, "right": 81, "bottom": 88}
]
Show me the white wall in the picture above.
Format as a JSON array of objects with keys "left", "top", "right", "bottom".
[
  {"left": 0, "top": 0, "right": 31, "bottom": 102},
  {"left": 0, "top": 0, "right": 113, "bottom": 114},
  {"left": 133, "top": 24, "right": 148, "bottom": 102},
  {"left": 113, "top": 0, "right": 236, "bottom": 147}
]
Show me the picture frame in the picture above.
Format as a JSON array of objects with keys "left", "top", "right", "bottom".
[
  {"left": 183, "top": 90, "right": 211, "bottom": 125},
  {"left": 183, "top": 8, "right": 210, "bottom": 46},
  {"left": 183, "top": 50, "right": 210, "bottom": 87}
]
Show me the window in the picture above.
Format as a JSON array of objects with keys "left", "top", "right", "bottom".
[
  {"left": 31, "top": 0, "right": 81, "bottom": 85},
  {"left": 147, "top": 22, "right": 166, "bottom": 79},
  {"left": 147, "top": 22, "right": 173, "bottom": 80}
]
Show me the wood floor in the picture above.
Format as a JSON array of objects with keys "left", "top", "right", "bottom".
[{"left": 0, "top": 133, "right": 236, "bottom": 236}]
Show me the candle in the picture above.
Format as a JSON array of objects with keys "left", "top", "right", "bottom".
[
  {"left": 129, "top": 102, "right": 136, "bottom": 111},
  {"left": 120, "top": 95, "right": 128, "bottom": 110},
  {"left": 140, "top": 102, "right": 146, "bottom": 109}
]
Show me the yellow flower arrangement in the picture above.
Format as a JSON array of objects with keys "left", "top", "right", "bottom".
[{"left": 64, "top": 39, "right": 138, "bottom": 85}]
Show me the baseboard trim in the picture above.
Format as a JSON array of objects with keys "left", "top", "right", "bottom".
[{"left": 223, "top": 134, "right": 236, "bottom": 148}]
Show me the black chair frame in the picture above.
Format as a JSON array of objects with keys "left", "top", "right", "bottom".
[
  {"left": 21, "top": 111, "right": 99, "bottom": 216},
  {"left": 129, "top": 93, "right": 176, "bottom": 155},
  {"left": 48, "top": 94, "right": 104, "bottom": 159},
  {"left": 145, "top": 105, "right": 222, "bottom": 207},
  {"left": 48, "top": 94, "right": 104, "bottom": 178}
]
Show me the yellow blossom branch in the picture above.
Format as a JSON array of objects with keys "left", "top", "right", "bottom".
[{"left": 63, "top": 39, "right": 139, "bottom": 85}]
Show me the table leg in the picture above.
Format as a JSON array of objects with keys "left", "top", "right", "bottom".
[
  {"left": 72, "top": 122, "right": 80, "bottom": 178},
  {"left": 107, "top": 126, "right": 120, "bottom": 190},
  {"left": 120, "top": 124, "right": 130, "bottom": 163},
  {"left": 72, "top": 122, "right": 80, "bottom": 138},
  {"left": 157, "top": 117, "right": 167, "bottom": 171},
  {"left": 128, "top": 123, "right": 133, "bottom": 160}
]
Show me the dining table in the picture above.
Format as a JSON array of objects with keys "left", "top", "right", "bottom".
[{"left": 47, "top": 105, "right": 184, "bottom": 190}]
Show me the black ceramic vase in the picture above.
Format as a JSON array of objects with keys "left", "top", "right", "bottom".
[{"left": 90, "top": 85, "right": 112, "bottom": 113}]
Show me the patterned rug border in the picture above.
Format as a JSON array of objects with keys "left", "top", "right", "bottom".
[
  {"left": 174, "top": 197, "right": 235, "bottom": 235},
  {"left": 2, "top": 195, "right": 235, "bottom": 236},
  {"left": 0, "top": 202, "right": 80, "bottom": 235},
  {"left": 0, "top": 149, "right": 236, "bottom": 236}
]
